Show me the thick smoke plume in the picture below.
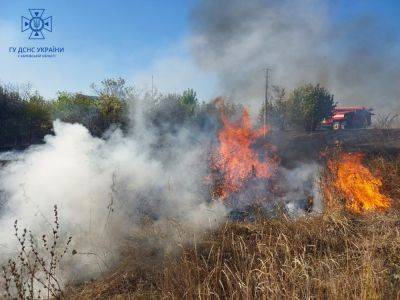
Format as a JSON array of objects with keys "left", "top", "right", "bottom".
[
  {"left": 0, "top": 94, "right": 325, "bottom": 290},
  {"left": 0, "top": 95, "right": 226, "bottom": 283},
  {"left": 191, "top": 0, "right": 400, "bottom": 112}
]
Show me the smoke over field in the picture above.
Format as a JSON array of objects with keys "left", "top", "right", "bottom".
[
  {"left": 0, "top": 95, "right": 228, "bottom": 284},
  {"left": 1, "top": 92, "right": 400, "bottom": 298},
  {"left": 191, "top": 0, "right": 400, "bottom": 112},
  {"left": 0, "top": 93, "right": 327, "bottom": 293},
  {"left": 1, "top": 1, "right": 400, "bottom": 298}
]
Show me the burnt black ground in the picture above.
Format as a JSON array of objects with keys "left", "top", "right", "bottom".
[{"left": 264, "top": 128, "right": 400, "bottom": 168}]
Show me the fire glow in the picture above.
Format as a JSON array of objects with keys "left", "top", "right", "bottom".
[
  {"left": 328, "top": 152, "right": 390, "bottom": 213},
  {"left": 211, "top": 108, "right": 277, "bottom": 200}
]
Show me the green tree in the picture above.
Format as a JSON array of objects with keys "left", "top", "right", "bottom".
[
  {"left": 0, "top": 86, "right": 25, "bottom": 146},
  {"left": 97, "top": 94, "right": 127, "bottom": 131},
  {"left": 179, "top": 88, "right": 198, "bottom": 116},
  {"left": 91, "top": 77, "right": 135, "bottom": 100},
  {"left": 92, "top": 78, "right": 132, "bottom": 132},
  {"left": 51, "top": 92, "right": 101, "bottom": 135},
  {"left": 0, "top": 85, "right": 52, "bottom": 147},
  {"left": 287, "top": 84, "right": 335, "bottom": 131},
  {"left": 25, "top": 93, "right": 52, "bottom": 143}
]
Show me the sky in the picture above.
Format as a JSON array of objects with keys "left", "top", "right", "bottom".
[
  {"left": 1, "top": 1, "right": 400, "bottom": 105},
  {"left": 0, "top": 0, "right": 217, "bottom": 100}
]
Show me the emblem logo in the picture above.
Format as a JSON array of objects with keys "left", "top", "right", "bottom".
[{"left": 21, "top": 9, "right": 52, "bottom": 40}]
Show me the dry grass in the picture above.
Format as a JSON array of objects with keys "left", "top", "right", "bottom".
[
  {"left": 65, "top": 213, "right": 400, "bottom": 299},
  {"left": 65, "top": 155, "right": 400, "bottom": 299}
]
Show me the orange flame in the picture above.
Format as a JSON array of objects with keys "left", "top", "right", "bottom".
[
  {"left": 327, "top": 152, "right": 390, "bottom": 213},
  {"left": 211, "top": 108, "right": 277, "bottom": 199}
]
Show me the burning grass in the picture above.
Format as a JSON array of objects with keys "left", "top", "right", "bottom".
[
  {"left": 325, "top": 152, "right": 391, "bottom": 213},
  {"left": 66, "top": 154, "right": 400, "bottom": 299},
  {"left": 3, "top": 105, "right": 400, "bottom": 298},
  {"left": 210, "top": 108, "right": 278, "bottom": 200}
]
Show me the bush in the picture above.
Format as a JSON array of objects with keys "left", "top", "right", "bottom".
[
  {"left": 51, "top": 92, "right": 102, "bottom": 136},
  {"left": 287, "top": 84, "right": 335, "bottom": 131},
  {"left": 25, "top": 94, "right": 52, "bottom": 143},
  {"left": 179, "top": 88, "right": 198, "bottom": 116},
  {"left": 97, "top": 94, "right": 127, "bottom": 133},
  {"left": 52, "top": 79, "right": 130, "bottom": 137},
  {"left": 0, "top": 86, "right": 52, "bottom": 148}
]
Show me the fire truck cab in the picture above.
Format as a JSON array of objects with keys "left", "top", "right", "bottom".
[{"left": 321, "top": 106, "right": 373, "bottom": 130}]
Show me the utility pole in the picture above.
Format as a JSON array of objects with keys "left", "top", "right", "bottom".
[
  {"left": 264, "top": 67, "right": 271, "bottom": 136},
  {"left": 151, "top": 75, "right": 154, "bottom": 99}
]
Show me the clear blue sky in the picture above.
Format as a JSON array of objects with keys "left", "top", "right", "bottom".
[{"left": 1, "top": 1, "right": 400, "bottom": 101}]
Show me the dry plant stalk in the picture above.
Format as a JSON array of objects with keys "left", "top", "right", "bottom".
[{"left": 2, "top": 205, "right": 73, "bottom": 300}]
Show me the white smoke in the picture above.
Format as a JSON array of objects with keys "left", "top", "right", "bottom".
[
  {"left": 0, "top": 91, "right": 326, "bottom": 290},
  {"left": 0, "top": 97, "right": 227, "bottom": 283},
  {"left": 281, "top": 163, "right": 323, "bottom": 216}
]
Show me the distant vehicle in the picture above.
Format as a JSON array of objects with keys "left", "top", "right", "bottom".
[{"left": 321, "top": 106, "right": 374, "bottom": 130}]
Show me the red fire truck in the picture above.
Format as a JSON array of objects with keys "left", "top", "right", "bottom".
[{"left": 321, "top": 106, "right": 374, "bottom": 130}]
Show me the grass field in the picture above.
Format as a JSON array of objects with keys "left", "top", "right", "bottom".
[
  {"left": 66, "top": 213, "right": 400, "bottom": 299},
  {"left": 65, "top": 154, "right": 400, "bottom": 299}
]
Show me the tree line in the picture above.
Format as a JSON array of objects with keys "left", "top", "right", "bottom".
[
  {"left": 0, "top": 78, "right": 335, "bottom": 150},
  {"left": 259, "top": 84, "right": 335, "bottom": 132},
  {"left": 0, "top": 80, "right": 115, "bottom": 149}
]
